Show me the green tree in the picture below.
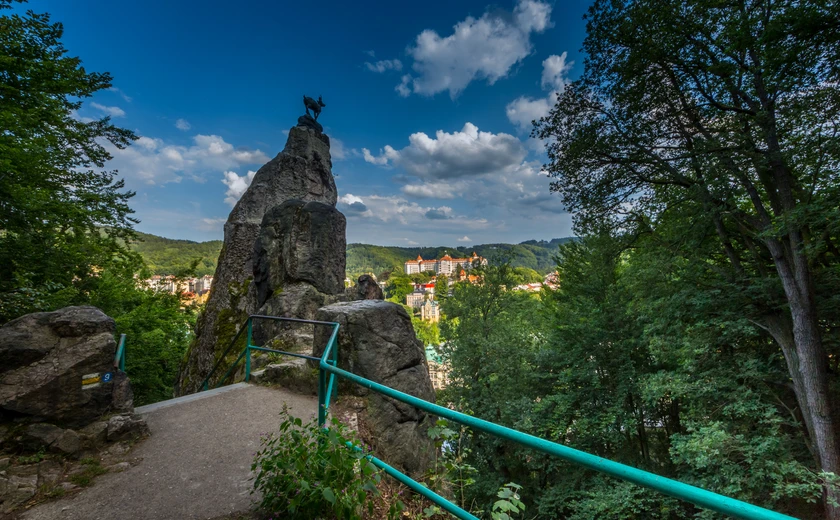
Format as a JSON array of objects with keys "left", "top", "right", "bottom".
[
  {"left": 87, "top": 260, "right": 196, "bottom": 406},
  {"left": 442, "top": 237, "right": 825, "bottom": 518},
  {"left": 535, "top": 0, "right": 840, "bottom": 514},
  {"left": 411, "top": 316, "right": 440, "bottom": 346},
  {"left": 434, "top": 274, "right": 449, "bottom": 300},
  {"left": 0, "top": 0, "right": 137, "bottom": 322},
  {"left": 385, "top": 275, "right": 413, "bottom": 304},
  {"left": 511, "top": 267, "right": 542, "bottom": 284},
  {"left": 440, "top": 262, "right": 548, "bottom": 511}
]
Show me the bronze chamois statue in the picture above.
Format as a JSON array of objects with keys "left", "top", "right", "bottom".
[{"left": 303, "top": 95, "right": 325, "bottom": 120}]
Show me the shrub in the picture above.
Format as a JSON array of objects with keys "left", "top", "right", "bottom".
[{"left": 251, "top": 408, "right": 382, "bottom": 519}]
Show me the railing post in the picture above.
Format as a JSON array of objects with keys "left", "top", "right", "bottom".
[
  {"left": 330, "top": 331, "right": 338, "bottom": 403},
  {"left": 245, "top": 318, "right": 252, "bottom": 382},
  {"left": 318, "top": 368, "right": 326, "bottom": 427},
  {"left": 119, "top": 334, "right": 126, "bottom": 371}
]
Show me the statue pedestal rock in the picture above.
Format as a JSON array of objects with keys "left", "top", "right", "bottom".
[
  {"left": 177, "top": 119, "right": 338, "bottom": 394},
  {"left": 297, "top": 114, "right": 323, "bottom": 133}
]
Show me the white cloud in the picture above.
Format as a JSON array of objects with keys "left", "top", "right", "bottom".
[
  {"left": 222, "top": 170, "right": 257, "bottom": 206},
  {"left": 362, "top": 145, "right": 399, "bottom": 166},
  {"left": 175, "top": 119, "right": 191, "bottom": 131},
  {"left": 505, "top": 91, "right": 559, "bottom": 132},
  {"left": 401, "top": 182, "right": 462, "bottom": 199},
  {"left": 457, "top": 236, "right": 471, "bottom": 242},
  {"left": 364, "top": 122, "right": 527, "bottom": 181},
  {"left": 330, "top": 137, "right": 353, "bottom": 161},
  {"left": 90, "top": 102, "right": 126, "bottom": 118},
  {"left": 70, "top": 110, "right": 94, "bottom": 123},
  {"left": 199, "top": 218, "right": 227, "bottom": 231},
  {"left": 359, "top": 122, "right": 562, "bottom": 227},
  {"left": 365, "top": 50, "right": 376, "bottom": 57},
  {"left": 365, "top": 59, "right": 403, "bottom": 73},
  {"left": 104, "top": 134, "right": 270, "bottom": 186},
  {"left": 399, "top": 0, "right": 552, "bottom": 98},
  {"left": 506, "top": 52, "right": 573, "bottom": 131},
  {"left": 396, "top": 75, "right": 412, "bottom": 97},
  {"left": 338, "top": 194, "right": 488, "bottom": 230},
  {"left": 541, "top": 52, "right": 573, "bottom": 91},
  {"left": 107, "top": 87, "right": 132, "bottom": 102}
]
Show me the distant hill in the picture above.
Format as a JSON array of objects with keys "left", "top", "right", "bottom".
[
  {"left": 130, "top": 231, "right": 223, "bottom": 277},
  {"left": 345, "top": 238, "right": 575, "bottom": 278},
  {"left": 129, "top": 231, "right": 574, "bottom": 278}
]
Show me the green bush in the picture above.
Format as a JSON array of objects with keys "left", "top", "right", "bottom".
[{"left": 251, "top": 408, "right": 382, "bottom": 519}]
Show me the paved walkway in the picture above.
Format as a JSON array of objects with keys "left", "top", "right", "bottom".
[{"left": 24, "top": 384, "right": 318, "bottom": 520}]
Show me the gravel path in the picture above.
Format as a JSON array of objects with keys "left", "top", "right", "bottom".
[{"left": 23, "top": 384, "right": 317, "bottom": 520}]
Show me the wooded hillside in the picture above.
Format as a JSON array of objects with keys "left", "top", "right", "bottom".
[{"left": 129, "top": 231, "right": 574, "bottom": 278}]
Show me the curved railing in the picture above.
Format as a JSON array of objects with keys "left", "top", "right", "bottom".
[
  {"left": 201, "top": 315, "right": 795, "bottom": 520},
  {"left": 114, "top": 333, "right": 127, "bottom": 371}
]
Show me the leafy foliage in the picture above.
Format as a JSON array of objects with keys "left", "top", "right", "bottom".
[
  {"left": 412, "top": 316, "right": 440, "bottom": 346},
  {"left": 129, "top": 231, "right": 222, "bottom": 277},
  {"left": 0, "top": 0, "right": 138, "bottom": 321},
  {"left": 0, "top": 1, "right": 195, "bottom": 406},
  {"left": 532, "top": 0, "right": 840, "bottom": 514},
  {"left": 440, "top": 247, "right": 826, "bottom": 518},
  {"left": 87, "top": 261, "right": 196, "bottom": 406},
  {"left": 251, "top": 409, "right": 383, "bottom": 520}
]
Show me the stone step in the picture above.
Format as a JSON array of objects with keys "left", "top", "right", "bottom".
[{"left": 249, "top": 358, "right": 318, "bottom": 396}]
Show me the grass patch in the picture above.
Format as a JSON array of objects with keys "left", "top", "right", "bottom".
[
  {"left": 69, "top": 459, "right": 108, "bottom": 487},
  {"left": 39, "top": 483, "right": 66, "bottom": 499}
]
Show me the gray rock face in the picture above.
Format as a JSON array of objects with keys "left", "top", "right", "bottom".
[
  {"left": 252, "top": 283, "right": 337, "bottom": 349},
  {"left": 254, "top": 200, "right": 347, "bottom": 303},
  {"left": 0, "top": 307, "right": 127, "bottom": 428},
  {"left": 313, "top": 300, "right": 436, "bottom": 477},
  {"left": 177, "top": 124, "right": 339, "bottom": 394},
  {"left": 21, "top": 423, "right": 80, "bottom": 455},
  {"left": 105, "top": 413, "right": 150, "bottom": 442}
]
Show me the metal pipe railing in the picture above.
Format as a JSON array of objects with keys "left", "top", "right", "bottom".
[
  {"left": 317, "top": 326, "right": 795, "bottom": 520},
  {"left": 113, "top": 333, "right": 126, "bottom": 371},
  {"left": 200, "top": 314, "right": 795, "bottom": 520}
]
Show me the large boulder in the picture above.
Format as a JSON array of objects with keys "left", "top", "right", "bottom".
[
  {"left": 0, "top": 307, "right": 130, "bottom": 428},
  {"left": 313, "top": 300, "right": 436, "bottom": 478},
  {"left": 177, "top": 124, "right": 339, "bottom": 394},
  {"left": 254, "top": 199, "right": 347, "bottom": 303}
]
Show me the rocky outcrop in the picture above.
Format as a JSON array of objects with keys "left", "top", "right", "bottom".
[
  {"left": 348, "top": 274, "right": 384, "bottom": 301},
  {"left": 254, "top": 200, "right": 347, "bottom": 302},
  {"left": 0, "top": 307, "right": 132, "bottom": 427},
  {"left": 313, "top": 300, "right": 436, "bottom": 478},
  {"left": 178, "top": 124, "right": 339, "bottom": 394},
  {"left": 246, "top": 200, "right": 346, "bottom": 393}
]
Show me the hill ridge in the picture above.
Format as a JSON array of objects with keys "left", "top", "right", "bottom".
[{"left": 130, "top": 231, "right": 574, "bottom": 277}]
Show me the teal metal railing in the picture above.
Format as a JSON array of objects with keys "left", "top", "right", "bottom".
[
  {"left": 202, "top": 315, "right": 795, "bottom": 520},
  {"left": 199, "top": 315, "right": 331, "bottom": 391},
  {"left": 114, "top": 333, "right": 126, "bottom": 372}
]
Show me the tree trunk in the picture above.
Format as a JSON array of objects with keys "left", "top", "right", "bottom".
[{"left": 766, "top": 238, "right": 840, "bottom": 519}]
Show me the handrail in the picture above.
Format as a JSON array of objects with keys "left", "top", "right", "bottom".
[
  {"left": 317, "top": 325, "right": 795, "bottom": 520},
  {"left": 200, "top": 315, "right": 330, "bottom": 391},
  {"left": 200, "top": 314, "right": 794, "bottom": 520},
  {"left": 114, "top": 333, "right": 126, "bottom": 371},
  {"left": 201, "top": 321, "right": 250, "bottom": 390}
]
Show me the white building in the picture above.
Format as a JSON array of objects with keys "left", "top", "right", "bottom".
[
  {"left": 421, "top": 300, "right": 440, "bottom": 322},
  {"left": 406, "top": 291, "right": 426, "bottom": 309},
  {"left": 405, "top": 252, "right": 487, "bottom": 275}
]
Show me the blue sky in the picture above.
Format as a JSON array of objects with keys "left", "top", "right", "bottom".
[{"left": 29, "top": 0, "right": 589, "bottom": 246}]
